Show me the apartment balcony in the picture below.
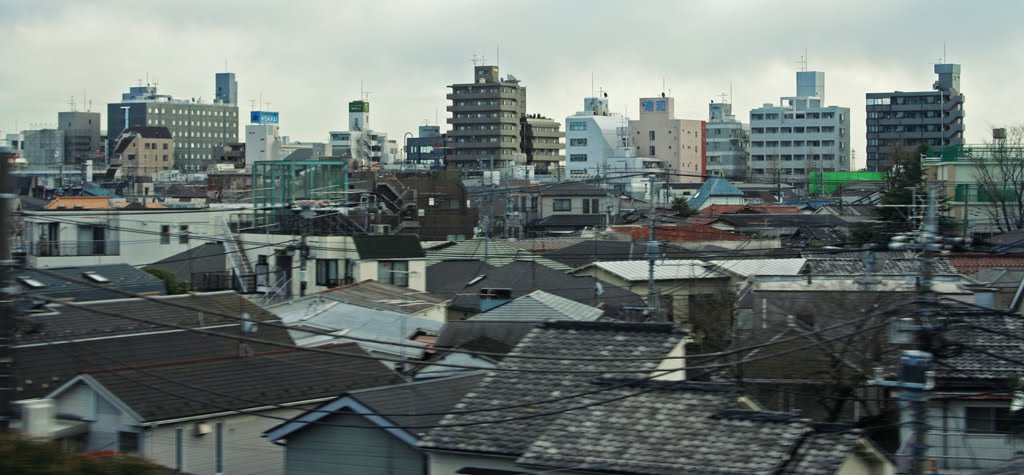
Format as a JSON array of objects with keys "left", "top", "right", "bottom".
[
  {"left": 452, "top": 140, "right": 519, "bottom": 150},
  {"left": 446, "top": 91, "right": 520, "bottom": 101},
  {"left": 448, "top": 116, "right": 520, "bottom": 126},
  {"left": 447, "top": 104, "right": 520, "bottom": 113},
  {"left": 527, "top": 142, "right": 565, "bottom": 151},
  {"left": 447, "top": 129, "right": 519, "bottom": 138},
  {"left": 30, "top": 240, "right": 120, "bottom": 257}
]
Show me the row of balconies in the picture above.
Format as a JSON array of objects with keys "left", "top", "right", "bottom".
[
  {"left": 30, "top": 240, "right": 120, "bottom": 257},
  {"left": 446, "top": 91, "right": 520, "bottom": 101}
]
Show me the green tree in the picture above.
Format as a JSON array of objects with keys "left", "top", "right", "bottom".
[
  {"left": 671, "top": 197, "right": 698, "bottom": 217},
  {"left": 0, "top": 434, "right": 175, "bottom": 474},
  {"left": 142, "top": 266, "right": 191, "bottom": 294}
]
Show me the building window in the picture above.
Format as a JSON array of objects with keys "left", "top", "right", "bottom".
[
  {"left": 965, "top": 407, "right": 1013, "bottom": 433},
  {"left": 118, "top": 431, "right": 140, "bottom": 454},
  {"left": 568, "top": 121, "right": 587, "bottom": 131},
  {"left": 569, "top": 138, "right": 587, "bottom": 146},
  {"left": 553, "top": 199, "right": 572, "bottom": 212},
  {"left": 649, "top": 146, "right": 656, "bottom": 156},
  {"left": 179, "top": 225, "right": 189, "bottom": 244},
  {"left": 649, "top": 130, "right": 655, "bottom": 140},
  {"left": 160, "top": 225, "right": 170, "bottom": 244},
  {"left": 378, "top": 260, "right": 409, "bottom": 287},
  {"left": 582, "top": 198, "right": 601, "bottom": 214},
  {"left": 316, "top": 259, "right": 340, "bottom": 287},
  {"left": 569, "top": 154, "right": 588, "bottom": 162}
]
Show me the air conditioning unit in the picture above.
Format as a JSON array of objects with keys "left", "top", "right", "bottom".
[
  {"left": 371, "top": 224, "right": 391, "bottom": 234},
  {"left": 194, "top": 422, "right": 213, "bottom": 436}
]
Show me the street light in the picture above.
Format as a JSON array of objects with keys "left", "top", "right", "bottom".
[{"left": 403, "top": 132, "right": 413, "bottom": 170}]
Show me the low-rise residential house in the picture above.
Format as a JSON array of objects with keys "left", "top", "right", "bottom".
[
  {"left": 18, "top": 344, "right": 402, "bottom": 475},
  {"left": 572, "top": 259, "right": 731, "bottom": 324},
  {"left": 427, "top": 259, "right": 645, "bottom": 320},
  {"left": 13, "top": 291, "right": 295, "bottom": 400},
  {"left": 317, "top": 279, "right": 449, "bottom": 322},
  {"left": 698, "top": 204, "right": 804, "bottom": 215},
  {"left": 14, "top": 264, "right": 166, "bottom": 302},
  {"left": 701, "top": 213, "right": 854, "bottom": 246},
  {"left": 705, "top": 257, "right": 808, "bottom": 294},
  {"left": 469, "top": 289, "right": 605, "bottom": 322},
  {"left": 410, "top": 320, "right": 539, "bottom": 380},
  {"left": 268, "top": 293, "right": 443, "bottom": 367},
  {"left": 687, "top": 176, "right": 745, "bottom": 210},
  {"left": 264, "top": 373, "right": 484, "bottom": 475},
  {"left": 425, "top": 238, "right": 572, "bottom": 271},
  {"left": 517, "top": 181, "right": 619, "bottom": 237},
  {"left": 543, "top": 238, "right": 698, "bottom": 269}
]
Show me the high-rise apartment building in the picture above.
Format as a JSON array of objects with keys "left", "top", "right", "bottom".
[
  {"left": 328, "top": 100, "right": 392, "bottom": 168},
  {"left": 107, "top": 74, "right": 240, "bottom": 172},
  {"left": 521, "top": 114, "right": 564, "bottom": 174},
  {"left": 628, "top": 95, "right": 705, "bottom": 183},
  {"left": 705, "top": 101, "right": 749, "bottom": 180},
  {"left": 865, "top": 64, "right": 964, "bottom": 171},
  {"left": 447, "top": 65, "right": 528, "bottom": 170},
  {"left": 215, "top": 72, "right": 238, "bottom": 105},
  {"left": 748, "top": 71, "right": 850, "bottom": 185}
]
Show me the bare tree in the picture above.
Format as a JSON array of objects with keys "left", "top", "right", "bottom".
[{"left": 974, "top": 125, "right": 1024, "bottom": 233}]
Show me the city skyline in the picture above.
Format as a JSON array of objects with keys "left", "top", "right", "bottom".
[{"left": 3, "top": 0, "right": 1022, "bottom": 170}]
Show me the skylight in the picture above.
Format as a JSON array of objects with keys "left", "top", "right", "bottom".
[
  {"left": 82, "top": 272, "right": 110, "bottom": 284},
  {"left": 17, "top": 277, "right": 46, "bottom": 289}
]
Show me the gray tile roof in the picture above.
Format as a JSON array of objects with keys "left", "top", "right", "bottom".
[
  {"left": 545, "top": 239, "right": 698, "bottom": 269},
  {"left": 937, "top": 309, "right": 1024, "bottom": 383},
  {"left": 14, "top": 291, "right": 295, "bottom": 399},
  {"left": 418, "top": 322, "right": 687, "bottom": 457},
  {"left": 801, "top": 256, "right": 958, "bottom": 275},
  {"left": 426, "top": 260, "right": 645, "bottom": 318},
  {"left": 321, "top": 279, "right": 448, "bottom": 315},
  {"left": 81, "top": 344, "right": 402, "bottom": 422},
  {"left": 470, "top": 290, "right": 604, "bottom": 322},
  {"left": 16, "top": 264, "right": 166, "bottom": 302},
  {"left": 148, "top": 242, "right": 228, "bottom": 282},
  {"left": 425, "top": 239, "right": 571, "bottom": 270},
  {"left": 780, "top": 428, "right": 863, "bottom": 475}
]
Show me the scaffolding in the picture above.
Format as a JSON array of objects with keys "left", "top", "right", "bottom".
[{"left": 252, "top": 160, "right": 349, "bottom": 229}]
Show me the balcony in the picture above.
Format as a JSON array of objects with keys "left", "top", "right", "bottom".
[{"left": 31, "top": 240, "right": 120, "bottom": 257}]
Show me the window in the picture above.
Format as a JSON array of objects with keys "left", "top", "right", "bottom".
[
  {"left": 569, "top": 154, "right": 587, "bottom": 162},
  {"left": 160, "top": 225, "right": 170, "bottom": 244},
  {"left": 378, "top": 260, "right": 409, "bottom": 287},
  {"left": 569, "top": 138, "right": 587, "bottom": 146},
  {"left": 965, "top": 407, "right": 1013, "bottom": 433},
  {"left": 118, "top": 431, "right": 140, "bottom": 454},
  {"left": 582, "top": 198, "right": 601, "bottom": 214},
  {"left": 649, "top": 146, "right": 656, "bottom": 156},
  {"left": 179, "top": 225, "right": 189, "bottom": 244},
  {"left": 568, "top": 121, "right": 587, "bottom": 131},
  {"left": 553, "top": 199, "right": 571, "bottom": 212},
  {"left": 316, "top": 259, "right": 340, "bottom": 287},
  {"left": 648, "top": 130, "right": 656, "bottom": 140}
]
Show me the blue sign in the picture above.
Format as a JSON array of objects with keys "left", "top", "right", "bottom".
[{"left": 250, "top": 111, "right": 280, "bottom": 124}]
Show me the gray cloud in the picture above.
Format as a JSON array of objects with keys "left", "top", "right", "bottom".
[{"left": 2, "top": 0, "right": 1022, "bottom": 170}]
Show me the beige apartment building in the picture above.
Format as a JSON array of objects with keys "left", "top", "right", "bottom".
[
  {"left": 629, "top": 95, "right": 706, "bottom": 183},
  {"left": 112, "top": 126, "right": 175, "bottom": 185}
]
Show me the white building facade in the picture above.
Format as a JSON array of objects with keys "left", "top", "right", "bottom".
[
  {"left": 628, "top": 96, "right": 705, "bottom": 183},
  {"left": 748, "top": 71, "right": 851, "bottom": 187},
  {"left": 705, "top": 101, "right": 749, "bottom": 180},
  {"left": 245, "top": 123, "right": 283, "bottom": 166}
]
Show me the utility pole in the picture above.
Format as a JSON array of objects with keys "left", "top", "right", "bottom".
[
  {"left": 0, "top": 147, "right": 16, "bottom": 431},
  {"left": 646, "top": 173, "right": 663, "bottom": 322},
  {"left": 881, "top": 182, "right": 946, "bottom": 475}
]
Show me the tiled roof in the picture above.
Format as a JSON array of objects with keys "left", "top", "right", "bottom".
[
  {"left": 699, "top": 204, "right": 803, "bottom": 215},
  {"left": 504, "top": 237, "right": 587, "bottom": 253},
  {"left": 81, "top": 344, "right": 402, "bottom": 422},
  {"left": 321, "top": 280, "right": 448, "bottom": 315},
  {"left": 708, "top": 258, "right": 808, "bottom": 277},
  {"left": 535, "top": 181, "right": 612, "bottom": 196},
  {"left": 16, "top": 264, "right": 166, "bottom": 302},
  {"left": 44, "top": 196, "right": 115, "bottom": 210},
  {"left": 937, "top": 309, "right": 1024, "bottom": 383},
  {"left": 426, "top": 260, "right": 645, "bottom": 317},
  {"left": 120, "top": 126, "right": 173, "bottom": 139},
  {"left": 265, "top": 373, "right": 485, "bottom": 443},
  {"left": 947, "top": 254, "right": 1024, "bottom": 275},
  {"left": 581, "top": 259, "right": 727, "bottom": 281},
  {"left": 425, "top": 239, "right": 571, "bottom": 270},
  {"left": 612, "top": 224, "right": 747, "bottom": 242},
  {"left": 471, "top": 290, "right": 604, "bottom": 322},
  {"left": 148, "top": 242, "right": 227, "bottom": 282},
  {"left": 545, "top": 239, "right": 697, "bottom": 269},
  {"left": 687, "top": 177, "right": 744, "bottom": 209},
  {"left": 14, "top": 291, "right": 295, "bottom": 399},
  {"left": 418, "top": 322, "right": 688, "bottom": 456},
  {"left": 802, "top": 256, "right": 958, "bottom": 275},
  {"left": 516, "top": 385, "right": 868, "bottom": 475}
]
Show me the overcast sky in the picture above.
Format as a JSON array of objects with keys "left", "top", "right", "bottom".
[{"left": 3, "top": 0, "right": 1022, "bottom": 170}]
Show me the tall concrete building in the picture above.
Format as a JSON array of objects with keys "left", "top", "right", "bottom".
[
  {"left": 22, "top": 129, "right": 64, "bottom": 167},
  {"left": 328, "top": 100, "right": 392, "bottom": 168},
  {"left": 628, "top": 95, "right": 706, "bottom": 183},
  {"left": 705, "top": 101, "right": 749, "bottom": 180},
  {"left": 405, "top": 125, "right": 447, "bottom": 168},
  {"left": 748, "top": 71, "right": 850, "bottom": 186},
  {"left": 107, "top": 74, "right": 240, "bottom": 172},
  {"left": 520, "top": 114, "right": 564, "bottom": 174},
  {"left": 58, "top": 111, "right": 102, "bottom": 164},
  {"left": 215, "top": 72, "right": 238, "bottom": 105},
  {"left": 447, "top": 65, "right": 528, "bottom": 170},
  {"left": 245, "top": 111, "right": 282, "bottom": 166},
  {"left": 865, "top": 64, "right": 964, "bottom": 171}
]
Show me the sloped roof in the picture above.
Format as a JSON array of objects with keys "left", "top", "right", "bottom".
[
  {"left": 545, "top": 239, "right": 697, "bottom": 269},
  {"left": 504, "top": 237, "right": 587, "bottom": 253},
  {"left": 612, "top": 224, "right": 747, "bottom": 242},
  {"left": 73, "top": 344, "right": 401, "bottom": 422},
  {"left": 937, "top": 308, "right": 1024, "bottom": 383},
  {"left": 320, "top": 280, "right": 448, "bottom": 315},
  {"left": 699, "top": 204, "right": 802, "bottom": 215},
  {"left": 947, "top": 254, "right": 1024, "bottom": 276},
  {"left": 779, "top": 428, "right": 865, "bottom": 475},
  {"left": 425, "top": 238, "right": 571, "bottom": 270},
  {"left": 687, "top": 177, "right": 744, "bottom": 209},
  {"left": 418, "top": 321, "right": 687, "bottom": 456},
  {"left": 148, "top": 242, "right": 227, "bottom": 282},
  {"left": 426, "top": 260, "right": 645, "bottom": 316},
  {"left": 44, "top": 196, "right": 115, "bottom": 210},
  {"left": 471, "top": 290, "right": 604, "bottom": 322},
  {"left": 535, "top": 181, "right": 612, "bottom": 196},
  {"left": 708, "top": 258, "right": 808, "bottom": 277},
  {"left": 802, "top": 256, "right": 958, "bottom": 275},
  {"left": 15, "top": 264, "right": 166, "bottom": 302},
  {"left": 580, "top": 259, "right": 727, "bottom": 281}
]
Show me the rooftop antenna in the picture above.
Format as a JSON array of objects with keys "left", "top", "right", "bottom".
[
  {"left": 798, "top": 51, "right": 808, "bottom": 72},
  {"left": 146, "top": 72, "right": 150, "bottom": 87},
  {"left": 471, "top": 54, "right": 486, "bottom": 66},
  {"left": 263, "top": 100, "right": 271, "bottom": 111},
  {"left": 717, "top": 92, "right": 728, "bottom": 104},
  {"left": 591, "top": 72, "right": 594, "bottom": 97},
  {"left": 68, "top": 96, "right": 76, "bottom": 112},
  {"left": 496, "top": 43, "right": 500, "bottom": 69},
  {"left": 248, "top": 99, "right": 257, "bottom": 111}
]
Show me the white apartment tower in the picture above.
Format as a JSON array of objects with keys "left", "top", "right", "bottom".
[
  {"left": 748, "top": 71, "right": 850, "bottom": 186},
  {"left": 705, "top": 101, "right": 749, "bottom": 180}
]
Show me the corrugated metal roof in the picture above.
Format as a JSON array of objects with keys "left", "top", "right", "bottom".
[
  {"left": 587, "top": 260, "right": 726, "bottom": 281},
  {"left": 471, "top": 290, "right": 604, "bottom": 322},
  {"left": 322, "top": 280, "right": 448, "bottom": 315},
  {"left": 425, "top": 238, "right": 571, "bottom": 271},
  {"left": 708, "top": 258, "right": 808, "bottom": 277}
]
